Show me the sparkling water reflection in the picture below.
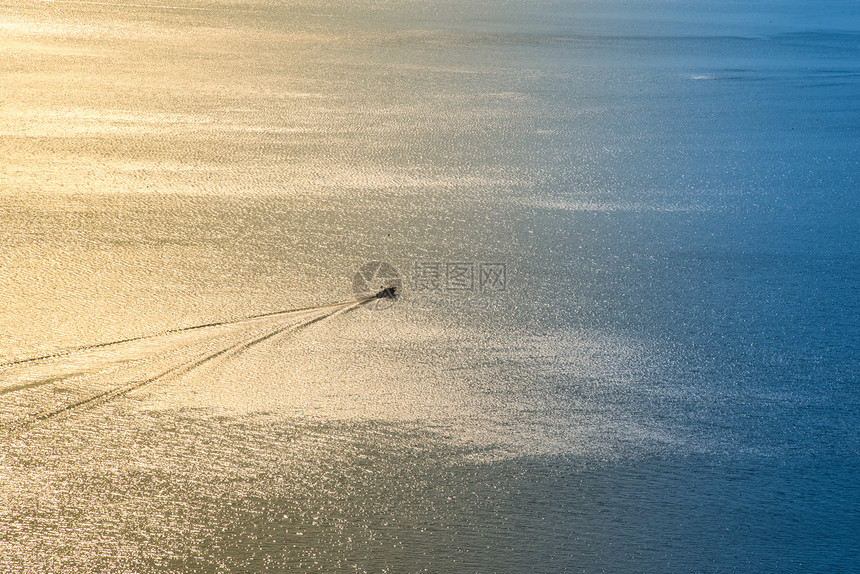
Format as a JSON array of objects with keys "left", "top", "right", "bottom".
[{"left": 2, "top": 0, "right": 858, "bottom": 572}]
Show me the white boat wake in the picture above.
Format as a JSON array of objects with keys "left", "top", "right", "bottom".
[{"left": 1, "top": 299, "right": 365, "bottom": 434}]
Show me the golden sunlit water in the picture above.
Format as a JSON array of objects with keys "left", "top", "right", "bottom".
[{"left": 2, "top": 0, "right": 858, "bottom": 572}]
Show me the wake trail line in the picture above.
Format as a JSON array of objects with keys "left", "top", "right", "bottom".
[
  {"left": 0, "top": 310, "right": 319, "bottom": 397},
  {"left": 12, "top": 301, "right": 363, "bottom": 433},
  {"left": 0, "top": 299, "right": 355, "bottom": 369}
]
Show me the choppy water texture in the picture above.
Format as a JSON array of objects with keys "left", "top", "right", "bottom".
[{"left": 1, "top": 0, "right": 858, "bottom": 572}]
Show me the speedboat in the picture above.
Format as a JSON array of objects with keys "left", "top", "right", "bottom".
[{"left": 375, "top": 286, "right": 397, "bottom": 299}]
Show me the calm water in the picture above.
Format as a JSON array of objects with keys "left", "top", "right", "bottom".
[{"left": 1, "top": 0, "right": 858, "bottom": 572}]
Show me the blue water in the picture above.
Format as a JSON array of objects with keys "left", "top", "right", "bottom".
[{"left": 0, "top": 0, "right": 858, "bottom": 572}]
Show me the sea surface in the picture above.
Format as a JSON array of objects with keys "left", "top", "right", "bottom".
[{"left": 1, "top": 0, "right": 858, "bottom": 572}]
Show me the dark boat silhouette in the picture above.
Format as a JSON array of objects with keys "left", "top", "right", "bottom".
[{"left": 375, "top": 286, "right": 397, "bottom": 299}]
